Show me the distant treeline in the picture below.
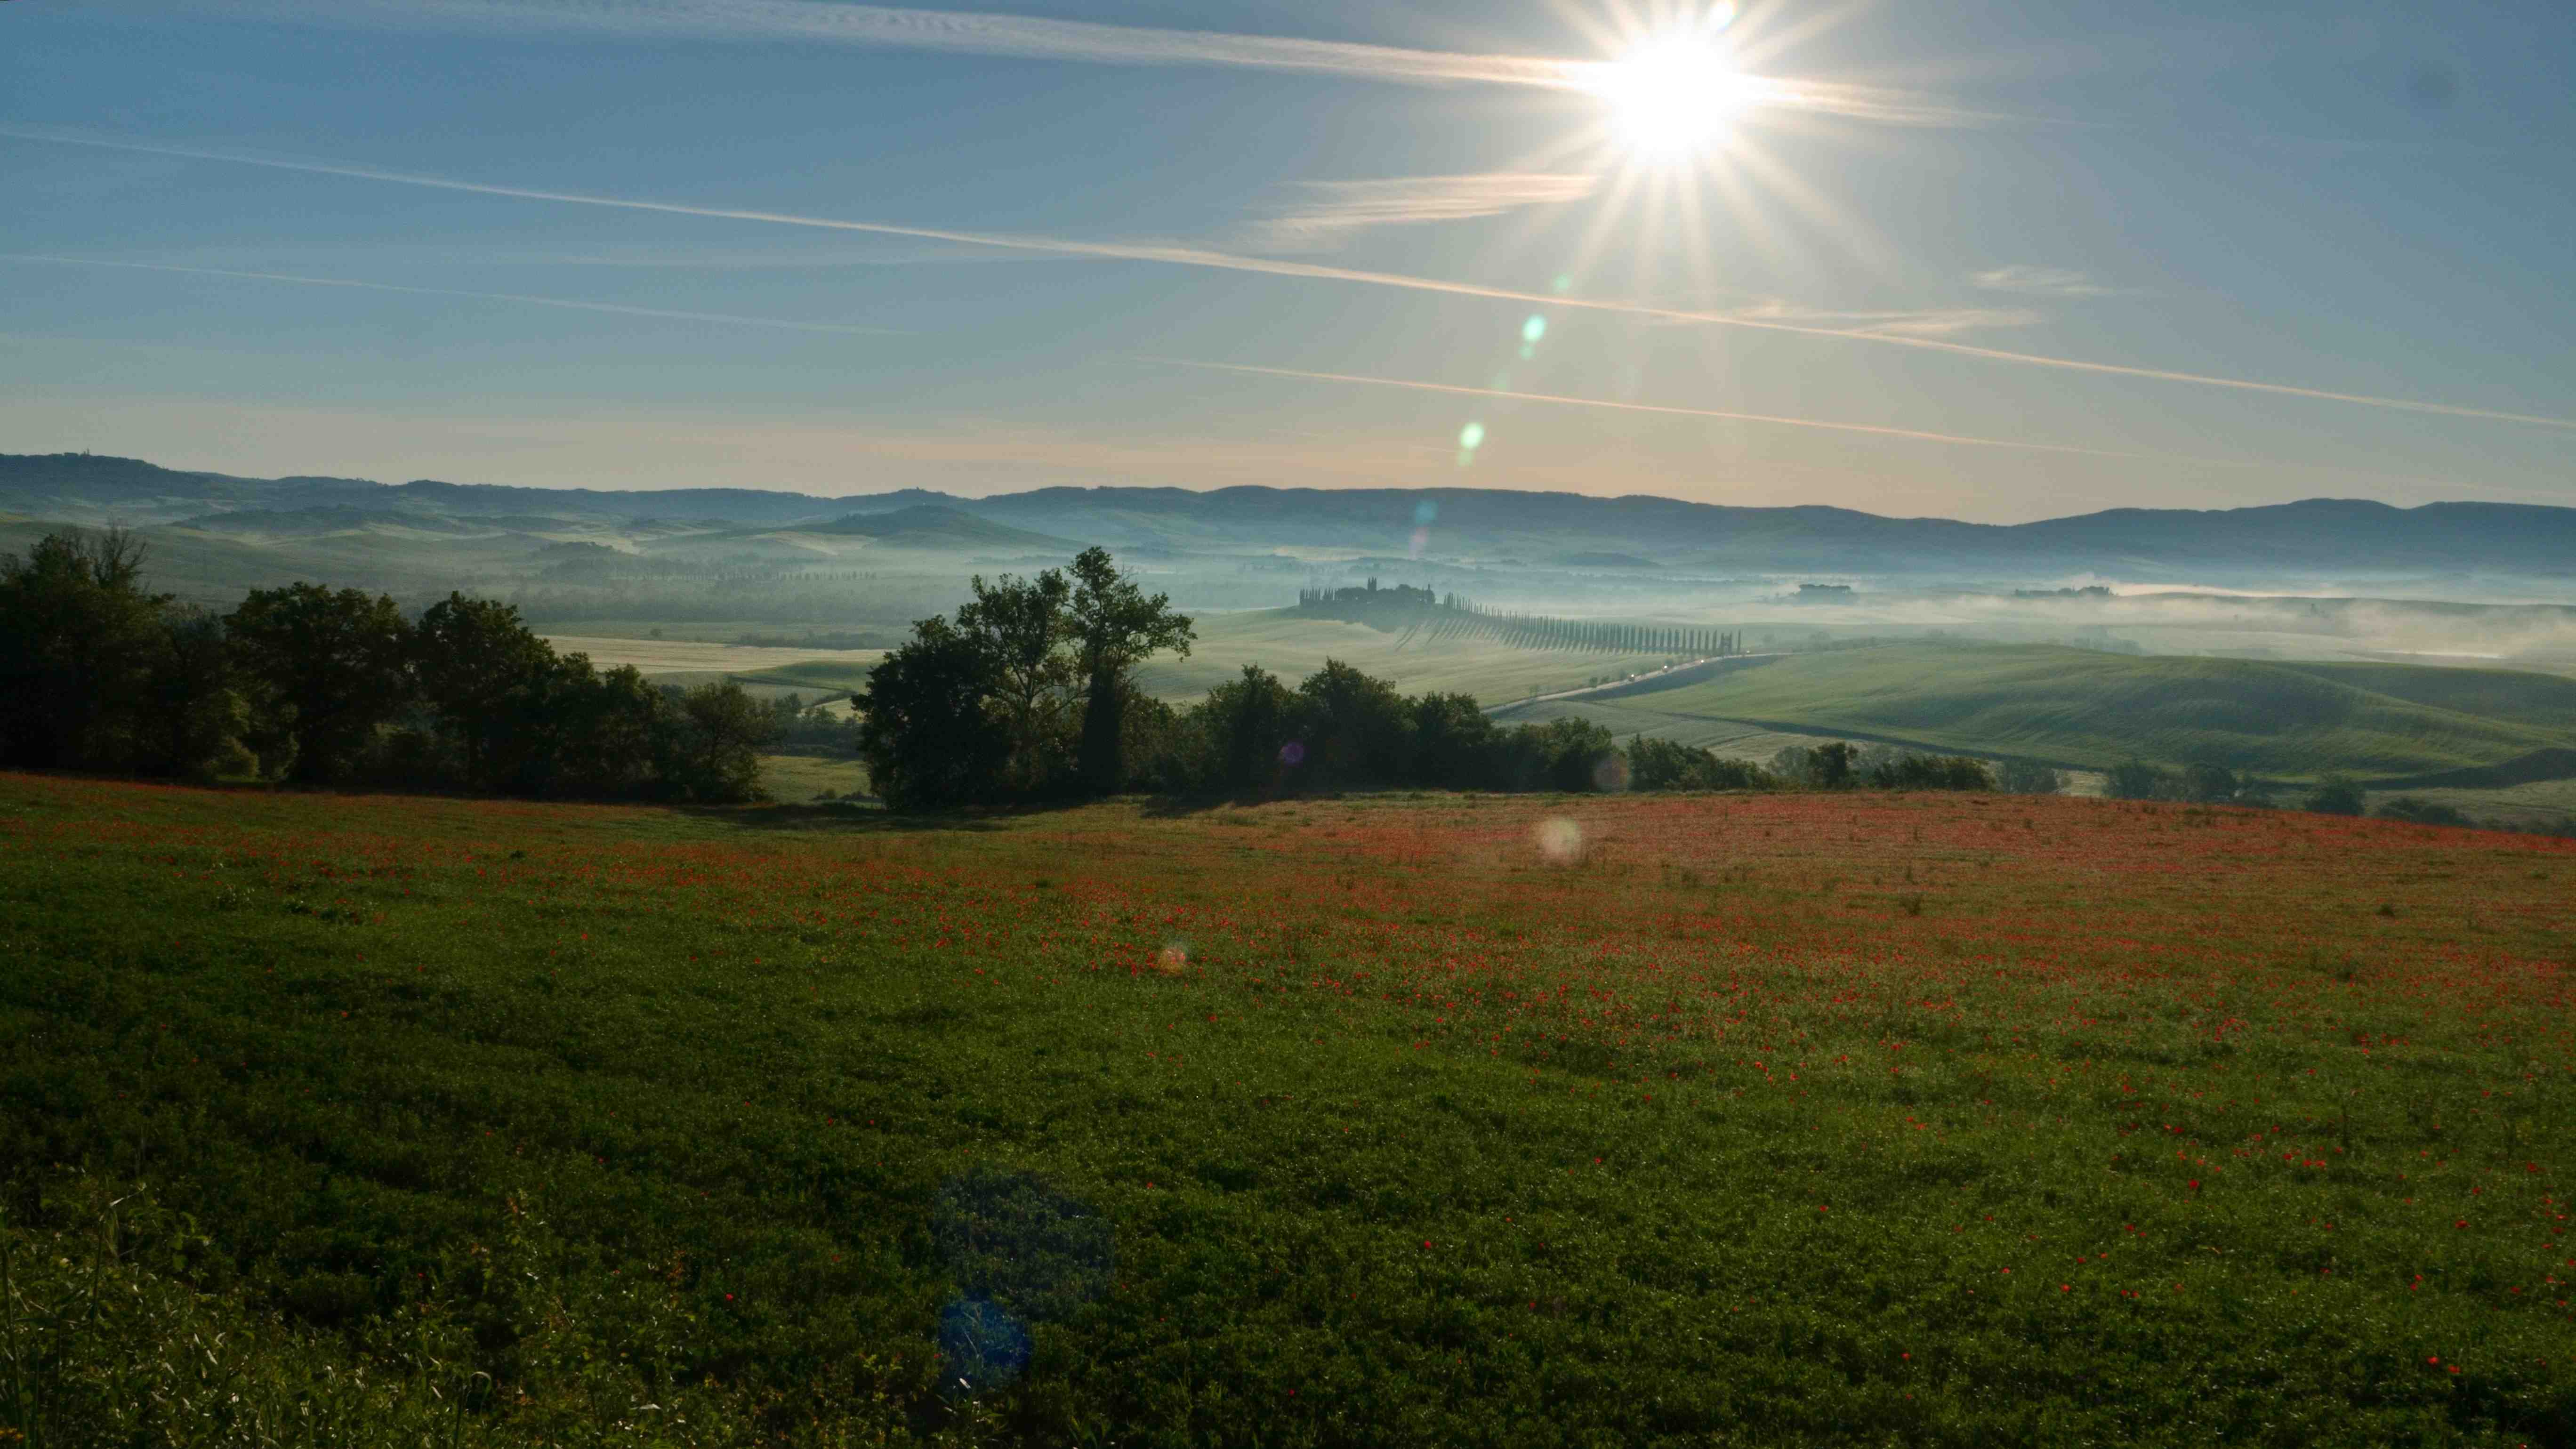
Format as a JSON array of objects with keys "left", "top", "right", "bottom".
[
  {"left": 2100, "top": 758, "right": 2574, "bottom": 836},
  {"left": 1294, "top": 583, "right": 1744, "bottom": 657},
  {"left": 0, "top": 530, "right": 777, "bottom": 800}
]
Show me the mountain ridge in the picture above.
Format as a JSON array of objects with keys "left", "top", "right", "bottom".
[{"left": 4, "top": 451, "right": 2570, "bottom": 576}]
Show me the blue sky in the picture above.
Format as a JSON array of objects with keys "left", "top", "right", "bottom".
[{"left": 2, "top": 0, "right": 2570, "bottom": 521}]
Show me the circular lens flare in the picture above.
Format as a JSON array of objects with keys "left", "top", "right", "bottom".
[{"left": 1588, "top": 33, "right": 1751, "bottom": 161}]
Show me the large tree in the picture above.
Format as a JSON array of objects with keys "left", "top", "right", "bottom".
[
  {"left": 225, "top": 583, "right": 412, "bottom": 784},
  {"left": 1067, "top": 547, "right": 1193, "bottom": 795},
  {"left": 411, "top": 593, "right": 559, "bottom": 787},
  {"left": 855, "top": 615, "right": 1012, "bottom": 810},
  {"left": 0, "top": 529, "right": 170, "bottom": 770},
  {"left": 955, "top": 569, "right": 1075, "bottom": 792}
]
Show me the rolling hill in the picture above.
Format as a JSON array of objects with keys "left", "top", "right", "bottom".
[
  {"left": 1490, "top": 641, "right": 2576, "bottom": 780},
  {"left": 13, "top": 450, "right": 2576, "bottom": 577}
]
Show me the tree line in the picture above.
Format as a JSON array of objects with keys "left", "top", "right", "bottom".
[{"left": 0, "top": 529, "right": 774, "bottom": 799}]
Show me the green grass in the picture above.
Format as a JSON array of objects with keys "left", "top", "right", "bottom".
[
  {"left": 1520, "top": 642, "right": 2576, "bottom": 780},
  {"left": 759, "top": 751, "right": 876, "bottom": 801},
  {"left": 1133, "top": 609, "right": 1684, "bottom": 706},
  {"left": 3, "top": 775, "right": 2575, "bottom": 1445}
]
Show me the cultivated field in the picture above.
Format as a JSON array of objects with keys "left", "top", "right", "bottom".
[
  {"left": 1504, "top": 642, "right": 2576, "bottom": 781},
  {"left": 540, "top": 634, "right": 886, "bottom": 680},
  {"left": 1134, "top": 609, "right": 1685, "bottom": 706},
  {"left": 3, "top": 775, "right": 2572, "bottom": 1445}
]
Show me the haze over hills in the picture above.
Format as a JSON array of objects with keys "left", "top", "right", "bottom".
[{"left": 8, "top": 451, "right": 2575, "bottom": 581}]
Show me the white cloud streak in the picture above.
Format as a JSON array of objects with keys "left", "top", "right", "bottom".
[
  {"left": 9, "top": 128, "right": 2572, "bottom": 433},
  {"left": 268, "top": 0, "right": 1589, "bottom": 88},
  {"left": 0, "top": 254, "right": 910, "bottom": 337},
  {"left": 1244, "top": 173, "right": 1597, "bottom": 252},
  {"left": 1142, "top": 356, "right": 2174, "bottom": 459},
  {"left": 243, "top": 0, "right": 2014, "bottom": 127},
  {"left": 1973, "top": 264, "right": 2119, "bottom": 297},
  {"left": 1727, "top": 301, "right": 2045, "bottom": 338}
]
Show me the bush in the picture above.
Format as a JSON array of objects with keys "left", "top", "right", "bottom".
[
  {"left": 2376, "top": 796, "right": 2472, "bottom": 828},
  {"left": 1996, "top": 758, "right": 2063, "bottom": 795},
  {"left": 2105, "top": 760, "right": 2174, "bottom": 801},
  {"left": 2304, "top": 775, "right": 2366, "bottom": 816},
  {"left": 1866, "top": 753, "right": 1993, "bottom": 791}
]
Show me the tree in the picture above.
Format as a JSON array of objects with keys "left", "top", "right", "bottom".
[
  {"left": 856, "top": 616, "right": 1012, "bottom": 810},
  {"left": 2304, "top": 775, "right": 2366, "bottom": 816},
  {"left": 1294, "top": 659, "right": 1414, "bottom": 787},
  {"left": 663, "top": 680, "right": 774, "bottom": 803},
  {"left": 411, "top": 593, "right": 558, "bottom": 787},
  {"left": 2180, "top": 762, "right": 2241, "bottom": 805},
  {"left": 1411, "top": 692, "right": 1499, "bottom": 790},
  {"left": 139, "top": 608, "right": 251, "bottom": 781},
  {"left": 2105, "top": 760, "right": 2174, "bottom": 801},
  {"left": 956, "top": 570, "right": 1076, "bottom": 792},
  {"left": 1996, "top": 759, "right": 2064, "bottom": 795},
  {"left": 547, "top": 660, "right": 667, "bottom": 798},
  {"left": 1067, "top": 548, "right": 1194, "bottom": 795},
  {"left": 0, "top": 529, "right": 170, "bottom": 770},
  {"left": 1868, "top": 753, "right": 1994, "bottom": 791},
  {"left": 1806, "top": 741, "right": 1858, "bottom": 790},
  {"left": 225, "top": 584, "right": 413, "bottom": 783},
  {"left": 2377, "top": 796, "right": 2470, "bottom": 827},
  {"left": 1193, "top": 664, "right": 1299, "bottom": 795}
]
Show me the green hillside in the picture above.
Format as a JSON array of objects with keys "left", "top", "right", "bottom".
[
  {"left": 1132, "top": 608, "right": 1684, "bottom": 706},
  {"left": 1506, "top": 642, "right": 2576, "bottom": 780}
]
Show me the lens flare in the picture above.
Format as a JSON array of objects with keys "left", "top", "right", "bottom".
[
  {"left": 1155, "top": 940, "right": 1190, "bottom": 974},
  {"left": 1534, "top": 817, "right": 1586, "bottom": 864}
]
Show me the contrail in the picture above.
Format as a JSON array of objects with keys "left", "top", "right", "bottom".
[
  {"left": 1143, "top": 356, "right": 2203, "bottom": 461},
  {"left": 338, "top": 0, "right": 1586, "bottom": 88},
  {"left": 12, "top": 128, "right": 2573, "bottom": 433},
  {"left": 250, "top": 0, "right": 2015, "bottom": 128},
  {"left": 7, "top": 250, "right": 2174, "bottom": 459},
  {"left": 0, "top": 253, "right": 910, "bottom": 338}
]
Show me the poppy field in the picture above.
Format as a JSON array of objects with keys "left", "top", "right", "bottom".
[{"left": 3, "top": 773, "right": 2574, "bottom": 1446}]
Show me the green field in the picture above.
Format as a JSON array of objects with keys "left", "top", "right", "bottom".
[
  {"left": 1496, "top": 642, "right": 2576, "bottom": 781},
  {"left": 4, "top": 774, "right": 2574, "bottom": 1445},
  {"left": 1133, "top": 609, "right": 1685, "bottom": 705}
]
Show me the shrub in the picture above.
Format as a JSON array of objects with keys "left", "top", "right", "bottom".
[
  {"left": 2376, "top": 796, "right": 2471, "bottom": 828},
  {"left": 2304, "top": 775, "right": 2366, "bottom": 816},
  {"left": 1996, "top": 758, "right": 2063, "bottom": 795}
]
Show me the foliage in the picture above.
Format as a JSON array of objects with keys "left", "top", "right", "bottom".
[
  {"left": 2107, "top": 759, "right": 2175, "bottom": 801},
  {"left": 226, "top": 582, "right": 415, "bottom": 784},
  {"left": 2307, "top": 774, "right": 2368, "bottom": 816},
  {"left": 1626, "top": 734, "right": 1771, "bottom": 791},
  {"left": 1068, "top": 548, "right": 1195, "bottom": 794},
  {"left": 2378, "top": 796, "right": 2474, "bottom": 828},
  {"left": 856, "top": 615, "right": 1015, "bottom": 811},
  {"left": 2, "top": 775, "right": 2573, "bottom": 1445},
  {"left": 0, "top": 529, "right": 185, "bottom": 773},
  {"left": 1995, "top": 758, "right": 2064, "bottom": 795},
  {"left": 0, "top": 532, "right": 769, "bottom": 803},
  {"left": 958, "top": 569, "right": 1078, "bottom": 794}
]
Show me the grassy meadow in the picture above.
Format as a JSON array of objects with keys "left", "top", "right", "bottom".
[
  {"left": 1131, "top": 609, "right": 1684, "bottom": 706},
  {"left": 4, "top": 773, "right": 2575, "bottom": 1445},
  {"left": 1498, "top": 642, "right": 2576, "bottom": 781}
]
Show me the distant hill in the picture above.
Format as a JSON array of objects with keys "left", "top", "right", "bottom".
[
  {"left": 6, "top": 450, "right": 2576, "bottom": 577},
  {"left": 789, "top": 506, "right": 1074, "bottom": 551}
]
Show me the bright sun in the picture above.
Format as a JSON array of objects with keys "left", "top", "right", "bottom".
[{"left": 1586, "top": 33, "right": 1752, "bottom": 161}]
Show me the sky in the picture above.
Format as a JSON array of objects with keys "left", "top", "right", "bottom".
[{"left": 1, "top": 0, "right": 2571, "bottom": 523}]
